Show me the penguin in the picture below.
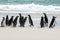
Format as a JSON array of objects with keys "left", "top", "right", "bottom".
[
  {"left": 19, "top": 13, "right": 23, "bottom": 25},
  {"left": 20, "top": 16, "right": 27, "bottom": 27},
  {"left": 8, "top": 16, "right": 14, "bottom": 26},
  {"left": 13, "top": 16, "right": 19, "bottom": 27},
  {"left": 20, "top": 16, "right": 24, "bottom": 27},
  {"left": 1, "top": 17, "right": 6, "bottom": 27},
  {"left": 49, "top": 16, "right": 56, "bottom": 28},
  {"left": 43, "top": 13, "right": 48, "bottom": 26},
  {"left": 19, "top": 13, "right": 26, "bottom": 27},
  {"left": 20, "top": 17, "right": 27, "bottom": 27},
  {"left": 23, "top": 17, "right": 27, "bottom": 25},
  {"left": 40, "top": 16, "right": 44, "bottom": 28},
  {"left": 28, "top": 15, "right": 34, "bottom": 27},
  {"left": 5, "top": 15, "right": 9, "bottom": 26}
]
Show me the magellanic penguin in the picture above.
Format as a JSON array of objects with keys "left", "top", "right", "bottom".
[
  {"left": 40, "top": 16, "right": 44, "bottom": 28},
  {"left": 43, "top": 13, "right": 48, "bottom": 26},
  {"left": 19, "top": 13, "right": 25, "bottom": 27},
  {"left": 1, "top": 17, "right": 6, "bottom": 27},
  {"left": 49, "top": 16, "right": 56, "bottom": 28},
  {"left": 5, "top": 15, "right": 9, "bottom": 26},
  {"left": 23, "top": 17, "right": 27, "bottom": 26},
  {"left": 19, "top": 13, "right": 24, "bottom": 24},
  {"left": 20, "top": 17, "right": 27, "bottom": 27},
  {"left": 13, "top": 16, "right": 19, "bottom": 27},
  {"left": 28, "top": 15, "right": 34, "bottom": 27},
  {"left": 8, "top": 16, "right": 14, "bottom": 26}
]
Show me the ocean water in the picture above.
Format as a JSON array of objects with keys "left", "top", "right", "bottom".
[
  {"left": 0, "top": 0, "right": 60, "bottom": 5},
  {"left": 0, "top": 0, "right": 60, "bottom": 11}
]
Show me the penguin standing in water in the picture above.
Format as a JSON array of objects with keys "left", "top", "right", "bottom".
[
  {"left": 28, "top": 15, "right": 34, "bottom": 27},
  {"left": 40, "top": 16, "right": 44, "bottom": 28},
  {"left": 13, "top": 16, "right": 19, "bottom": 27},
  {"left": 49, "top": 16, "right": 56, "bottom": 28},
  {"left": 1, "top": 17, "right": 6, "bottom": 27},
  {"left": 43, "top": 13, "right": 48, "bottom": 26},
  {"left": 5, "top": 15, "right": 9, "bottom": 26},
  {"left": 8, "top": 16, "right": 14, "bottom": 26}
]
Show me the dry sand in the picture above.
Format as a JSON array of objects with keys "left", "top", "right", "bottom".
[{"left": 0, "top": 27, "right": 60, "bottom": 40}]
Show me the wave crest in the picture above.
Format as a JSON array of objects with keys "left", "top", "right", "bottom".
[{"left": 0, "top": 3, "right": 60, "bottom": 13}]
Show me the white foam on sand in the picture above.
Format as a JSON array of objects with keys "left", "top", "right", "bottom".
[{"left": 0, "top": 27, "right": 60, "bottom": 40}]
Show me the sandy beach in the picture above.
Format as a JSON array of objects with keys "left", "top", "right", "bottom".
[{"left": 0, "top": 27, "right": 60, "bottom": 40}]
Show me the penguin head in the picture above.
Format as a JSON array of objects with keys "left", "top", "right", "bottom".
[
  {"left": 28, "top": 15, "right": 31, "bottom": 17},
  {"left": 6, "top": 15, "right": 8, "bottom": 19},
  {"left": 12, "top": 16, "right": 14, "bottom": 17},
  {"left": 6, "top": 15, "right": 8, "bottom": 17},
  {"left": 3, "top": 17, "right": 5, "bottom": 20},
  {"left": 43, "top": 13, "right": 46, "bottom": 15},
  {"left": 53, "top": 16, "right": 56, "bottom": 18},
  {"left": 28, "top": 15, "right": 30, "bottom": 16},
  {"left": 19, "top": 13, "right": 21, "bottom": 16},
  {"left": 25, "top": 17, "right": 27, "bottom": 19},
  {"left": 41, "top": 16, "right": 43, "bottom": 19},
  {"left": 16, "top": 16, "right": 19, "bottom": 18}
]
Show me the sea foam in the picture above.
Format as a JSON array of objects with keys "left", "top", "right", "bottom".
[{"left": 0, "top": 3, "right": 60, "bottom": 13}]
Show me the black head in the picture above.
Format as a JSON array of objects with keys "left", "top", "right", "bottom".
[
  {"left": 12, "top": 16, "right": 14, "bottom": 17},
  {"left": 3, "top": 17, "right": 5, "bottom": 20},
  {"left": 43, "top": 13, "right": 46, "bottom": 15},
  {"left": 41, "top": 16, "right": 43, "bottom": 18},
  {"left": 19, "top": 13, "right": 21, "bottom": 15},
  {"left": 6, "top": 15, "right": 8, "bottom": 17},
  {"left": 53, "top": 16, "right": 56, "bottom": 18},
  {"left": 25, "top": 17, "right": 27, "bottom": 19},
  {"left": 28, "top": 15, "right": 31, "bottom": 17},
  {"left": 16, "top": 16, "right": 19, "bottom": 17},
  {"left": 28, "top": 15, "right": 30, "bottom": 16}
]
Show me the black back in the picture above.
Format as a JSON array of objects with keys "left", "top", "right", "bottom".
[
  {"left": 43, "top": 13, "right": 48, "bottom": 23},
  {"left": 13, "top": 16, "right": 19, "bottom": 27},
  {"left": 1, "top": 17, "right": 5, "bottom": 27},
  {"left": 49, "top": 16, "right": 56, "bottom": 28},
  {"left": 28, "top": 15, "right": 34, "bottom": 26},
  {"left": 40, "top": 16, "right": 44, "bottom": 28},
  {"left": 8, "top": 16, "right": 14, "bottom": 26},
  {"left": 6, "top": 15, "right": 9, "bottom": 26}
]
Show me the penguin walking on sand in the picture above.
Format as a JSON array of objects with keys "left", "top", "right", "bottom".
[
  {"left": 8, "top": 16, "right": 14, "bottom": 26},
  {"left": 49, "top": 16, "right": 56, "bottom": 28},
  {"left": 43, "top": 13, "right": 48, "bottom": 26},
  {"left": 1, "top": 17, "right": 6, "bottom": 27},
  {"left": 5, "top": 15, "right": 9, "bottom": 26},
  {"left": 28, "top": 15, "right": 34, "bottom": 27},
  {"left": 20, "top": 17, "right": 27, "bottom": 27},
  {"left": 40, "top": 16, "right": 44, "bottom": 28},
  {"left": 23, "top": 17, "right": 27, "bottom": 25},
  {"left": 13, "top": 16, "right": 19, "bottom": 27},
  {"left": 19, "top": 13, "right": 23, "bottom": 25}
]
